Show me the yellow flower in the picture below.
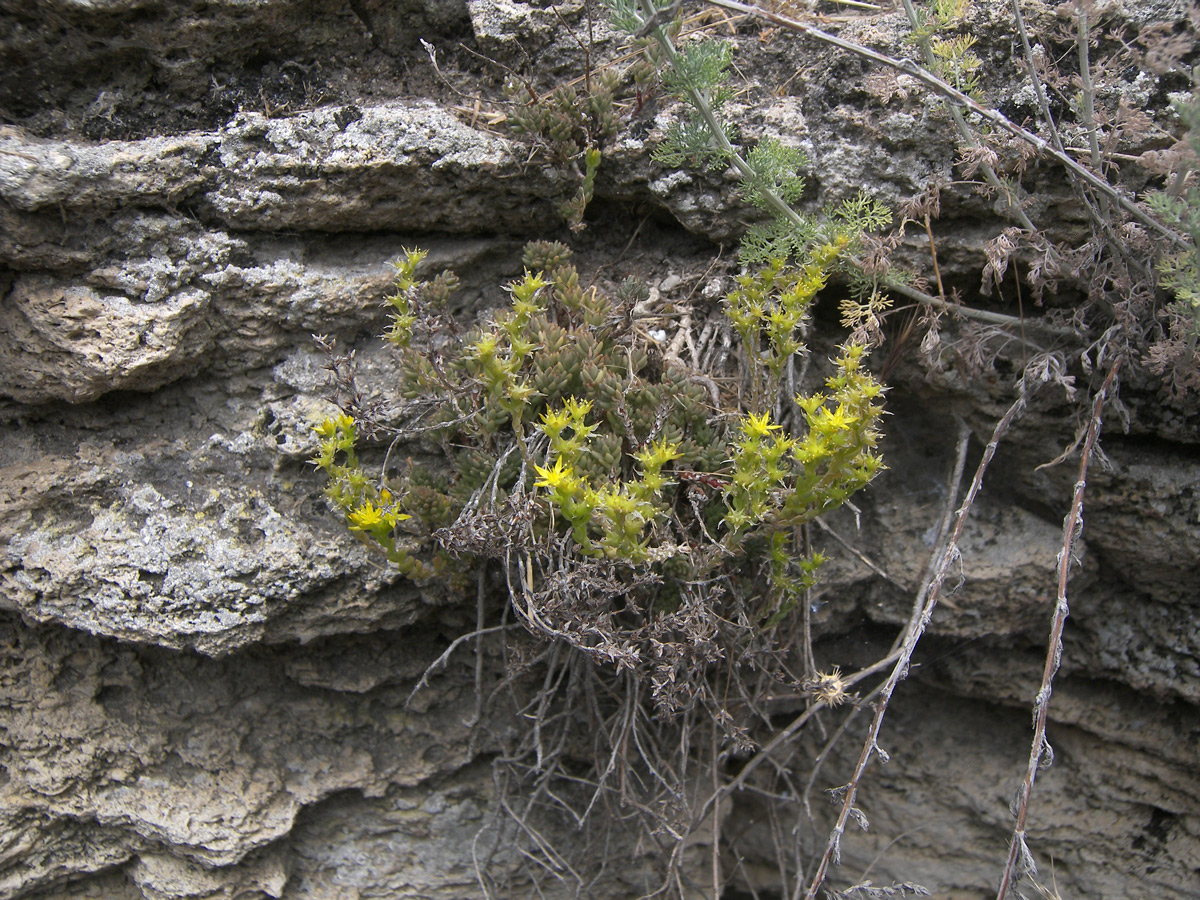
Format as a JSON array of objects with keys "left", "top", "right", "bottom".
[
  {"left": 471, "top": 334, "right": 498, "bottom": 362},
  {"left": 742, "top": 411, "right": 782, "bottom": 439},
  {"left": 634, "top": 438, "right": 682, "bottom": 470},
  {"left": 723, "top": 506, "right": 752, "bottom": 532},
  {"left": 810, "top": 404, "right": 859, "bottom": 433},
  {"left": 347, "top": 498, "right": 409, "bottom": 532},
  {"left": 563, "top": 397, "right": 593, "bottom": 421},
  {"left": 534, "top": 457, "right": 574, "bottom": 491},
  {"left": 538, "top": 406, "right": 572, "bottom": 437},
  {"left": 505, "top": 379, "right": 537, "bottom": 404},
  {"left": 348, "top": 501, "right": 385, "bottom": 531},
  {"left": 315, "top": 414, "right": 355, "bottom": 439},
  {"left": 795, "top": 431, "right": 830, "bottom": 465},
  {"left": 795, "top": 393, "right": 827, "bottom": 417}
]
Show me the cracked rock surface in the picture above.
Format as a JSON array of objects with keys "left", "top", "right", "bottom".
[{"left": 1, "top": 1, "right": 1198, "bottom": 898}]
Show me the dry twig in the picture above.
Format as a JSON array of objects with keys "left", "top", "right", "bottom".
[
  {"left": 802, "top": 385, "right": 1032, "bottom": 900},
  {"left": 994, "top": 358, "right": 1121, "bottom": 900}
]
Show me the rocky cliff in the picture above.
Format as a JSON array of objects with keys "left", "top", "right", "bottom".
[{"left": 1, "top": 1, "right": 1198, "bottom": 898}]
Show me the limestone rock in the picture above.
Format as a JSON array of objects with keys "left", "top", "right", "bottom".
[
  {"left": 0, "top": 220, "right": 511, "bottom": 403},
  {"left": 0, "top": 620, "right": 504, "bottom": 897},
  {"left": 0, "top": 279, "right": 216, "bottom": 403},
  {"left": 0, "top": 371, "right": 426, "bottom": 655},
  {"left": 1, "top": 0, "right": 1198, "bottom": 898},
  {"left": 204, "top": 104, "right": 565, "bottom": 232}
]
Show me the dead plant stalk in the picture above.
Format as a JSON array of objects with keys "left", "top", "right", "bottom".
[
  {"left": 701, "top": 0, "right": 1186, "bottom": 248},
  {"left": 994, "top": 357, "right": 1121, "bottom": 900},
  {"left": 801, "top": 389, "right": 1031, "bottom": 900}
]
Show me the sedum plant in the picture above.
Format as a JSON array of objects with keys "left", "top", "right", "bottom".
[
  {"left": 313, "top": 0, "right": 897, "bottom": 713},
  {"left": 313, "top": 237, "right": 885, "bottom": 707},
  {"left": 505, "top": 69, "right": 624, "bottom": 230},
  {"left": 308, "top": 5, "right": 905, "bottom": 895}
]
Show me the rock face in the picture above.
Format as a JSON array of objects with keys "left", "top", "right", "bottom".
[{"left": 1, "top": 2, "right": 1198, "bottom": 899}]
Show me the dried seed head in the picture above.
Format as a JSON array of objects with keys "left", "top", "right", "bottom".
[{"left": 806, "top": 667, "right": 849, "bottom": 707}]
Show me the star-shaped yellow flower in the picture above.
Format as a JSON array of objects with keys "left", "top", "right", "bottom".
[
  {"left": 810, "top": 404, "right": 859, "bottom": 434},
  {"left": 534, "top": 457, "right": 574, "bottom": 492},
  {"left": 742, "top": 411, "right": 782, "bottom": 439}
]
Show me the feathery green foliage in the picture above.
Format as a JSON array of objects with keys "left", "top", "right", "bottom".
[
  {"left": 909, "top": 0, "right": 983, "bottom": 98},
  {"left": 1148, "top": 95, "right": 1200, "bottom": 335}
]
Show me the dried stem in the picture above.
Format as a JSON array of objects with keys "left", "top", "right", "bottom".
[
  {"left": 896, "top": 420, "right": 973, "bottom": 642},
  {"left": 702, "top": 0, "right": 1186, "bottom": 247},
  {"left": 803, "top": 389, "right": 1031, "bottom": 900},
  {"left": 406, "top": 622, "right": 516, "bottom": 710},
  {"left": 994, "top": 358, "right": 1121, "bottom": 900},
  {"left": 897, "top": 0, "right": 1036, "bottom": 232}
]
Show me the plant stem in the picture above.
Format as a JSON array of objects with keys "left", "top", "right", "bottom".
[
  {"left": 994, "top": 357, "right": 1120, "bottom": 900},
  {"left": 638, "top": 0, "right": 806, "bottom": 231},
  {"left": 803, "top": 388, "right": 1029, "bottom": 900},
  {"left": 1075, "top": 1, "right": 1102, "bottom": 176},
  {"left": 701, "top": 0, "right": 1186, "bottom": 248},
  {"left": 897, "top": 0, "right": 1037, "bottom": 232}
]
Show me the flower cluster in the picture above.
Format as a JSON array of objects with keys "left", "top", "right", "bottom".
[
  {"left": 724, "top": 348, "right": 883, "bottom": 530},
  {"left": 311, "top": 415, "right": 428, "bottom": 578},
  {"left": 534, "top": 396, "right": 685, "bottom": 561},
  {"left": 725, "top": 238, "right": 848, "bottom": 407},
  {"left": 313, "top": 239, "right": 886, "bottom": 635}
]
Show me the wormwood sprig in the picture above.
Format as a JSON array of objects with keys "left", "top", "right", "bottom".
[
  {"left": 607, "top": 0, "right": 895, "bottom": 327},
  {"left": 910, "top": 0, "right": 983, "bottom": 99},
  {"left": 608, "top": 0, "right": 806, "bottom": 230},
  {"left": 1145, "top": 91, "right": 1200, "bottom": 391},
  {"left": 651, "top": 36, "right": 737, "bottom": 170}
]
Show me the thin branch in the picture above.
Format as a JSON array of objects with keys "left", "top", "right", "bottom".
[
  {"left": 897, "top": 0, "right": 1036, "bottom": 232},
  {"left": 897, "top": 418, "right": 973, "bottom": 631},
  {"left": 406, "top": 623, "right": 517, "bottom": 709},
  {"left": 1007, "top": 0, "right": 1068, "bottom": 159},
  {"left": 800, "top": 702, "right": 867, "bottom": 827},
  {"left": 803, "top": 387, "right": 1031, "bottom": 900},
  {"left": 711, "top": 725, "right": 723, "bottom": 900},
  {"left": 813, "top": 519, "right": 906, "bottom": 591},
  {"left": 882, "top": 276, "right": 1076, "bottom": 336},
  {"left": 702, "top": 0, "right": 1187, "bottom": 248},
  {"left": 696, "top": 701, "right": 825, "bottom": 824},
  {"left": 994, "top": 358, "right": 1121, "bottom": 900}
]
